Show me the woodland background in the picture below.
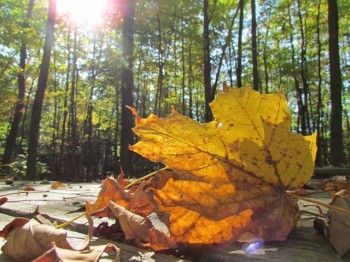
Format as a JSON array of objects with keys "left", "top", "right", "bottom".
[{"left": 0, "top": 0, "right": 349, "bottom": 181}]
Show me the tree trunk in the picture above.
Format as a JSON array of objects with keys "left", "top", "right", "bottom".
[
  {"left": 67, "top": 28, "right": 78, "bottom": 181},
  {"left": 236, "top": 0, "right": 244, "bottom": 88},
  {"left": 2, "top": 0, "right": 35, "bottom": 165},
  {"left": 328, "top": 0, "right": 344, "bottom": 166},
  {"left": 251, "top": 0, "right": 259, "bottom": 91},
  {"left": 120, "top": 0, "right": 135, "bottom": 176},
  {"left": 203, "top": 0, "right": 212, "bottom": 122},
  {"left": 297, "top": 0, "right": 312, "bottom": 134},
  {"left": 26, "top": 0, "right": 56, "bottom": 180},
  {"left": 57, "top": 28, "right": 71, "bottom": 180},
  {"left": 315, "top": 0, "right": 324, "bottom": 166}
]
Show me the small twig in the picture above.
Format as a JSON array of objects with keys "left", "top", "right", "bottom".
[
  {"left": 0, "top": 190, "right": 50, "bottom": 197},
  {"left": 288, "top": 192, "right": 350, "bottom": 216},
  {"left": 300, "top": 210, "right": 326, "bottom": 218}
]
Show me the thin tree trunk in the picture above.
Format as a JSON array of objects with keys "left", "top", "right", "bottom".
[
  {"left": 288, "top": 5, "right": 305, "bottom": 134},
  {"left": 181, "top": 24, "right": 186, "bottom": 115},
  {"left": 120, "top": 0, "right": 135, "bottom": 176},
  {"left": 236, "top": 0, "right": 244, "bottom": 88},
  {"left": 155, "top": 10, "right": 164, "bottom": 115},
  {"left": 297, "top": 0, "right": 312, "bottom": 134},
  {"left": 26, "top": 0, "right": 56, "bottom": 180},
  {"left": 203, "top": 0, "right": 212, "bottom": 121},
  {"left": 67, "top": 28, "right": 78, "bottom": 181},
  {"left": 262, "top": 4, "right": 272, "bottom": 93},
  {"left": 328, "top": 0, "right": 344, "bottom": 166},
  {"left": 212, "top": 5, "right": 239, "bottom": 99},
  {"left": 2, "top": 0, "right": 35, "bottom": 164},
  {"left": 50, "top": 49, "right": 60, "bottom": 180},
  {"left": 315, "top": 0, "right": 324, "bottom": 166},
  {"left": 58, "top": 28, "right": 71, "bottom": 180},
  {"left": 251, "top": 0, "right": 259, "bottom": 91},
  {"left": 188, "top": 43, "right": 194, "bottom": 119}
]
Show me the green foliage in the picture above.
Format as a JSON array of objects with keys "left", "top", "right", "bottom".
[{"left": 0, "top": 0, "right": 349, "bottom": 180}]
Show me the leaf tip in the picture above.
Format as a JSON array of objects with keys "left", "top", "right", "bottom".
[
  {"left": 127, "top": 106, "right": 141, "bottom": 126},
  {"left": 223, "top": 81, "right": 229, "bottom": 92}
]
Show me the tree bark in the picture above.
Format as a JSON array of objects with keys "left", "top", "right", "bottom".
[
  {"left": 26, "top": 0, "right": 56, "bottom": 180},
  {"left": 2, "top": 0, "right": 35, "bottom": 164},
  {"left": 315, "top": 0, "right": 324, "bottom": 166},
  {"left": 328, "top": 0, "right": 344, "bottom": 166},
  {"left": 236, "top": 0, "right": 244, "bottom": 88},
  {"left": 120, "top": 0, "right": 135, "bottom": 176},
  {"left": 251, "top": 0, "right": 259, "bottom": 91},
  {"left": 203, "top": 0, "right": 212, "bottom": 122}
]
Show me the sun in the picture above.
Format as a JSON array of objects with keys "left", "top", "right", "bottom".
[{"left": 57, "top": 0, "right": 108, "bottom": 28}]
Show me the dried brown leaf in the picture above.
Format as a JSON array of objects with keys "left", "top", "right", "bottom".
[
  {"left": 328, "top": 190, "right": 350, "bottom": 258},
  {"left": 108, "top": 201, "right": 176, "bottom": 251}
]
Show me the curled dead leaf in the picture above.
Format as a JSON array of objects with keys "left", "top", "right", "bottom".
[
  {"left": 33, "top": 243, "right": 120, "bottom": 262},
  {"left": 0, "top": 217, "right": 29, "bottom": 239},
  {"left": 1, "top": 214, "right": 94, "bottom": 261},
  {"left": 1, "top": 219, "right": 73, "bottom": 261},
  {"left": 328, "top": 190, "right": 350, "bottom": 258},
  {"left": 87, "top": 177, "right": 153, "bottom": 216},
  {"left": 108, "top": 201, "right": 177, "bottom": 251}
]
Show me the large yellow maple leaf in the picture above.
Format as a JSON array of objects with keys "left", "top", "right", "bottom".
[{"left": 129, "top": 87, "right": 317, "bottom": 249}]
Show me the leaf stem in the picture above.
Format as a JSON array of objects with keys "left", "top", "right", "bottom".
[
  {"left": 288, "top": 192, "right": 350, "bottom": 216},
  {"left": 124, "top": 167, "right": 166, "bottom": 189},
  {"left": 55, "top": 212, "right": 86, "bottom": 229}
]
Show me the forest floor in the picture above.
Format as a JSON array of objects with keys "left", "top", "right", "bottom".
[{"left": 0, "top": 168, "right": 350, "bottom": 261}]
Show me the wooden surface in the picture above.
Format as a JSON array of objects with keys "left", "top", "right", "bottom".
[{"left": 0, "top": 180, "right": 349, "bottom": 261}]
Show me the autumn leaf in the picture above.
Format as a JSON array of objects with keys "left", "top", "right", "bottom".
[
  {"left": 23, "top": 185, "right": 35, "bottom": 191},
  {"left": 0, "top": 217, "right": 29, "bottom": 239},
  {"left": 327, "top": 190, "right": 350, "bottom": 258},
  {"left": 1, "top": 219, "right": 73, "bottom": 261},
  {"left": 129, "top": 87, "right": 317, "bottom": 250},
  {"left": 51, "top": 182, "right": 65, "bottom": 189},
  {"left": 86, "top": 177, "right": 131, "bottom": 214},
  {"left": 33, "top": 243, "right": 120, "bottom": 262},
  {"left": 87, "top": 177, "right": 153, "bottom": 216},
  {"left": 108, "top": 201, "right": 177, "bottom": 251}
]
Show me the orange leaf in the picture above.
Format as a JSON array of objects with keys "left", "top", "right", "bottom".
[
  {"left": 51, "top": 182, "right": 65, "bottom": 189},
  {"left": 129, "top": 87, "right": 317, "bottom": 250},
  {"left": 86, "top": 177, "right": 131, "bottom": 214},
  {"left": 23, "top": 186, "right": 35, "bottom": 191},
  {"left": 86, "top": 177, "right": 153, "bottom": 216}
]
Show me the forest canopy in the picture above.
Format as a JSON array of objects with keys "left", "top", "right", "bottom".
[{"left": 0, "top": 0, "right": 349, "bottom": 181}]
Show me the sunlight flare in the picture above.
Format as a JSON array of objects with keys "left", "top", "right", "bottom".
[{"left": 57, "top": 0, "right": 108, "bottom": 27}]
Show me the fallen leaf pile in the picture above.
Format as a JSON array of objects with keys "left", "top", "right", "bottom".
[{"left": 1, "top": 86, "right": 323, "bottom": 260}]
